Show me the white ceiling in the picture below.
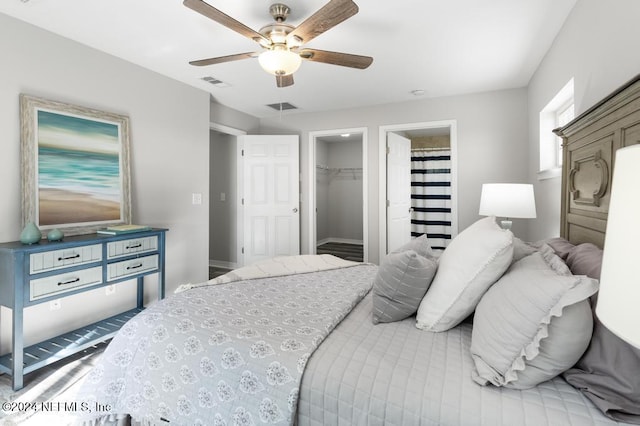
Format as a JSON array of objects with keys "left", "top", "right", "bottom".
[{"left": 1, "top": 0, "right": 576, "bottom": 118}]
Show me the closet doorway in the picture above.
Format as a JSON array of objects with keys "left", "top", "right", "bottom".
[
  {"left": 308, "top": 128, "right": 368, "bottom": 262},
  {"left": 379, "top": 121, "right": 458, "bottom": 261}
]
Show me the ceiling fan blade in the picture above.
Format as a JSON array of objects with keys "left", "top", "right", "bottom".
[
  {"left": 276, "top": 74, "right": 294, "bottom": 88},
  {"left": 189, "top": 52, "right": 256, "bottom": 66},
  {"left": 298, "top": 48, "right": 373, "bottom": 69},
  {"left": 183, "top": 0, "right": 269, "bottom": 45},
  {"left": 288, "top": 0, "right": 358, "bottom": 44}
]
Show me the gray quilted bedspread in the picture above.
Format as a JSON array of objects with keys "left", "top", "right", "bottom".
[
  {"left": 298, "top": 293, "right": 631, "bottom": 426},
  {"left": 76, "top": 264, "right": 376, "bottom": 425}
]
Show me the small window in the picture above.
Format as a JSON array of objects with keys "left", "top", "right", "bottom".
[{"left": 539, "top": 79, "right": 574, "bottom": 180}]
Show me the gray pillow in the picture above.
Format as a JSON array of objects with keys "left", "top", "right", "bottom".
[
  {"left": 563, "top": 317, "right": 640, "bottom": 424},
  {"left": 470, "top": 248, "right": 599, "bottom": 389},
  {"left": 512, "top": 236, "right": 537, "bottom": 263},
  {"left": 562, "top": 244, "right": 640, "bottom": 424},
  {"left": 565, "top": 242, "right": 603, "bottom": 281},
  {"left": 392, "top": 234, "right": 434, "bottom": 258},
  {"left": 544, "top": 237, "right": 575, "bottom": 261},
  {"left": 372, "top": 249, "right": 437, "bottom": 324}
]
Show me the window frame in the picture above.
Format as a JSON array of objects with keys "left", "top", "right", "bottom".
[{"left": 538, "top": 78, "right": 574, "bottom": 181}]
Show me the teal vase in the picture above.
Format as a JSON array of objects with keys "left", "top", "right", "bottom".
[
  {"left": 20, "top": 222, "right": 42, "bottom": 244},
  {"left": 47, "top": 228, "right": 64, "bottom": 242}
]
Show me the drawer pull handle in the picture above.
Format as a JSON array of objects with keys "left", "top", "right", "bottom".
[
  {"left": 58, "top": 254, "right": 80, "bottom": 261},
  {"left": 58, "top": 277, "right": 80, "bottom": 286},
  {"left": 126, "top": 243, "right": 142, "bottom": 249},
  {"left": 127, "top": 263, "right": 143, "bottom": 270}
]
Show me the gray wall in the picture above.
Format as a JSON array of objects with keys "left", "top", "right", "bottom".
[
  {"left": 526, "top": 0, "right": 640, "bottom": 241},
  {"left": 316, "top": 140, "right": 330, "bottom": 242},
  {"left": 0, "top": 14, "right": 210, "bottom": 350},
  {"left": 260, "top": 88, "right": 529, "bottom": 264},
  {"left": 209, "top": 131, "right": 237, "bottom": 265},
  {"left": 210, "top": 101, "right": 260, "bottom": 134}
]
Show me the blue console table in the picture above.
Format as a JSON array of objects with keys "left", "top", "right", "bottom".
[{"left": 0, "top": 228, "right": 167, "bottom": 390}]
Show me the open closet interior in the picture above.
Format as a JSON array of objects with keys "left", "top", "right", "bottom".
[
  {"left": 315, "top": 134, "right": 363, "bottom": 262},
  {"left": 410, "top": 132, "right": 452, "bottom": 250}
]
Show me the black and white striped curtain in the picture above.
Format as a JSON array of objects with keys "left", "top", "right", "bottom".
[{"left": 411, "top": 150, "right": 452, "bottom": 250}]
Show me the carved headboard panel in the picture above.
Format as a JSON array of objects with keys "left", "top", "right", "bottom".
[{"left": 554, "top": 74, "right": 640, "bottom": 248}]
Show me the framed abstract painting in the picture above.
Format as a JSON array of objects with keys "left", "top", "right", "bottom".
[{"left": 20, "top": 94, "right": 131, "bottom": 236}]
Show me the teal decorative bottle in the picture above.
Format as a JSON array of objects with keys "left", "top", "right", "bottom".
[
  {"left": 47, "top": 228, "right": 64, "bottom": 242},
  {"left": 20, "top": 222, "right": 42, "bottom": 244}
]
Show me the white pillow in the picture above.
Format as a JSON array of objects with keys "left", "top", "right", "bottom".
[
  {"left": 415, "top": 216, "right": 513, "bottom": 332},
  {"left": 470, "top": 249, "right": 599, "bottom": 389}
]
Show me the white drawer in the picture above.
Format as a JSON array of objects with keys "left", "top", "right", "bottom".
[
  {"left": 30, "top": 266, "right": 103, "bottom": 301},
  {"left": 107, "top": 236, "right": 158, "bottom": 260},
  {"left": 30, "top": 244, "right": 102, "bottom": 274},
  {"left": 107, "top": 254, "right": 158, "bottom": 282}
]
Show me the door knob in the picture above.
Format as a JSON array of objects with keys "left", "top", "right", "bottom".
[{"left": 293, "top": 207, "right": 298, "bottom": 213}]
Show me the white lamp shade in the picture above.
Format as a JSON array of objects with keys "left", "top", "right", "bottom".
[
  {"left": 478, "top": 183, "right": 537, "bottom": 218},
  {"left": 258, "top": 48, "right": 301, "bottom": 76},
  {"left": 596, "top": 144, "right": 640, "bottom": 349}
]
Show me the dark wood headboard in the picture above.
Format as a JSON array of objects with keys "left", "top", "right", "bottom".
[{"left": 554, "top": 74, "right": 640, "bottom": 248}]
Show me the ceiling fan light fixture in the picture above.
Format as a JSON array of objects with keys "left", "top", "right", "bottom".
[{"left": 258, "top": 47, "right": 301, "bottom": 76}]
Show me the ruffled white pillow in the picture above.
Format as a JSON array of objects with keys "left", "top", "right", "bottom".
[
  {"left": 470, "top": 246, "right": 599, "bottom": 389},
  {"left": 416, "top": 216, "right": 513, "bottom": 332}
]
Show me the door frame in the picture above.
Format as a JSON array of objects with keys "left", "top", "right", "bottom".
[
  {"left": 378, "top": 120, "right": 458, "bottom": 261},
  {"left": 308, "top": 127, "right": 368, "bottom": 262}
]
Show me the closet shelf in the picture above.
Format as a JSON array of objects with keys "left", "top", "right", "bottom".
[{"left": 316, "top": 165, "right": 362, "bottom": 180}]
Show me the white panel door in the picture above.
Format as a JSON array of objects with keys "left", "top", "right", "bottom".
[
  {"left": 386, "top": 132, "right": 412, "bottom": 253},
  {"left": 240, "top": 135, "right": 300, "bottom": 266}
]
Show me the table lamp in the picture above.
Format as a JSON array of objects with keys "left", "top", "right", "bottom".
[{"left": 478, "top": 183, "right": 537, "bottom": 230}]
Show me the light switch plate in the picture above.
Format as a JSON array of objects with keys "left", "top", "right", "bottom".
[{"left": 192, "top": 193, "right": 202, "bottom": 205}]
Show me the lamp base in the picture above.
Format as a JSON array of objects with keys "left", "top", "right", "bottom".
[{"left": 499, "top": 219, "right": 512, "bottom": 230}]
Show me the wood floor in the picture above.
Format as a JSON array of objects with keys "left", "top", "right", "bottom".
[
  {"left": 317, "top": 242, "right": 364, "bottom": 262},
  {"left": 209, "top": 266, "right": 231, "bottom": 280},
  {"left": 0, "top": 342, "right": 107, "bottom": 425}
]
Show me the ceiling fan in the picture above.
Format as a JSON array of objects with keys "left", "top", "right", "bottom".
[{"left": 183, "top": 0, "right": 373, "bottom": 87}]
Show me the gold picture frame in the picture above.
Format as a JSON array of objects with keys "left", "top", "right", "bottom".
[{"left": 20, "top": 94, "right": 131, "bottom": 236}]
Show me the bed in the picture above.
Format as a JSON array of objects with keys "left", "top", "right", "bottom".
[{"left": 74, "top": 76, "right": 640, "bottom": 426}]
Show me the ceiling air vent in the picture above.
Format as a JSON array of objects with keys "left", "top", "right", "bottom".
[
  {"left": 201, "top": 76, "right": 230, "bottom": 88},
  {"left": 266, "top": 102, "right": 298, "bottom": 111}
]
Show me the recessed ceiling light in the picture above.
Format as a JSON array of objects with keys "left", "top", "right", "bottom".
[
  {"left": 411, "top": 89, "right": 426, "bottom": 96},
  {"left": 341, "top": 133, "right": 350, "bottom": 137}
]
